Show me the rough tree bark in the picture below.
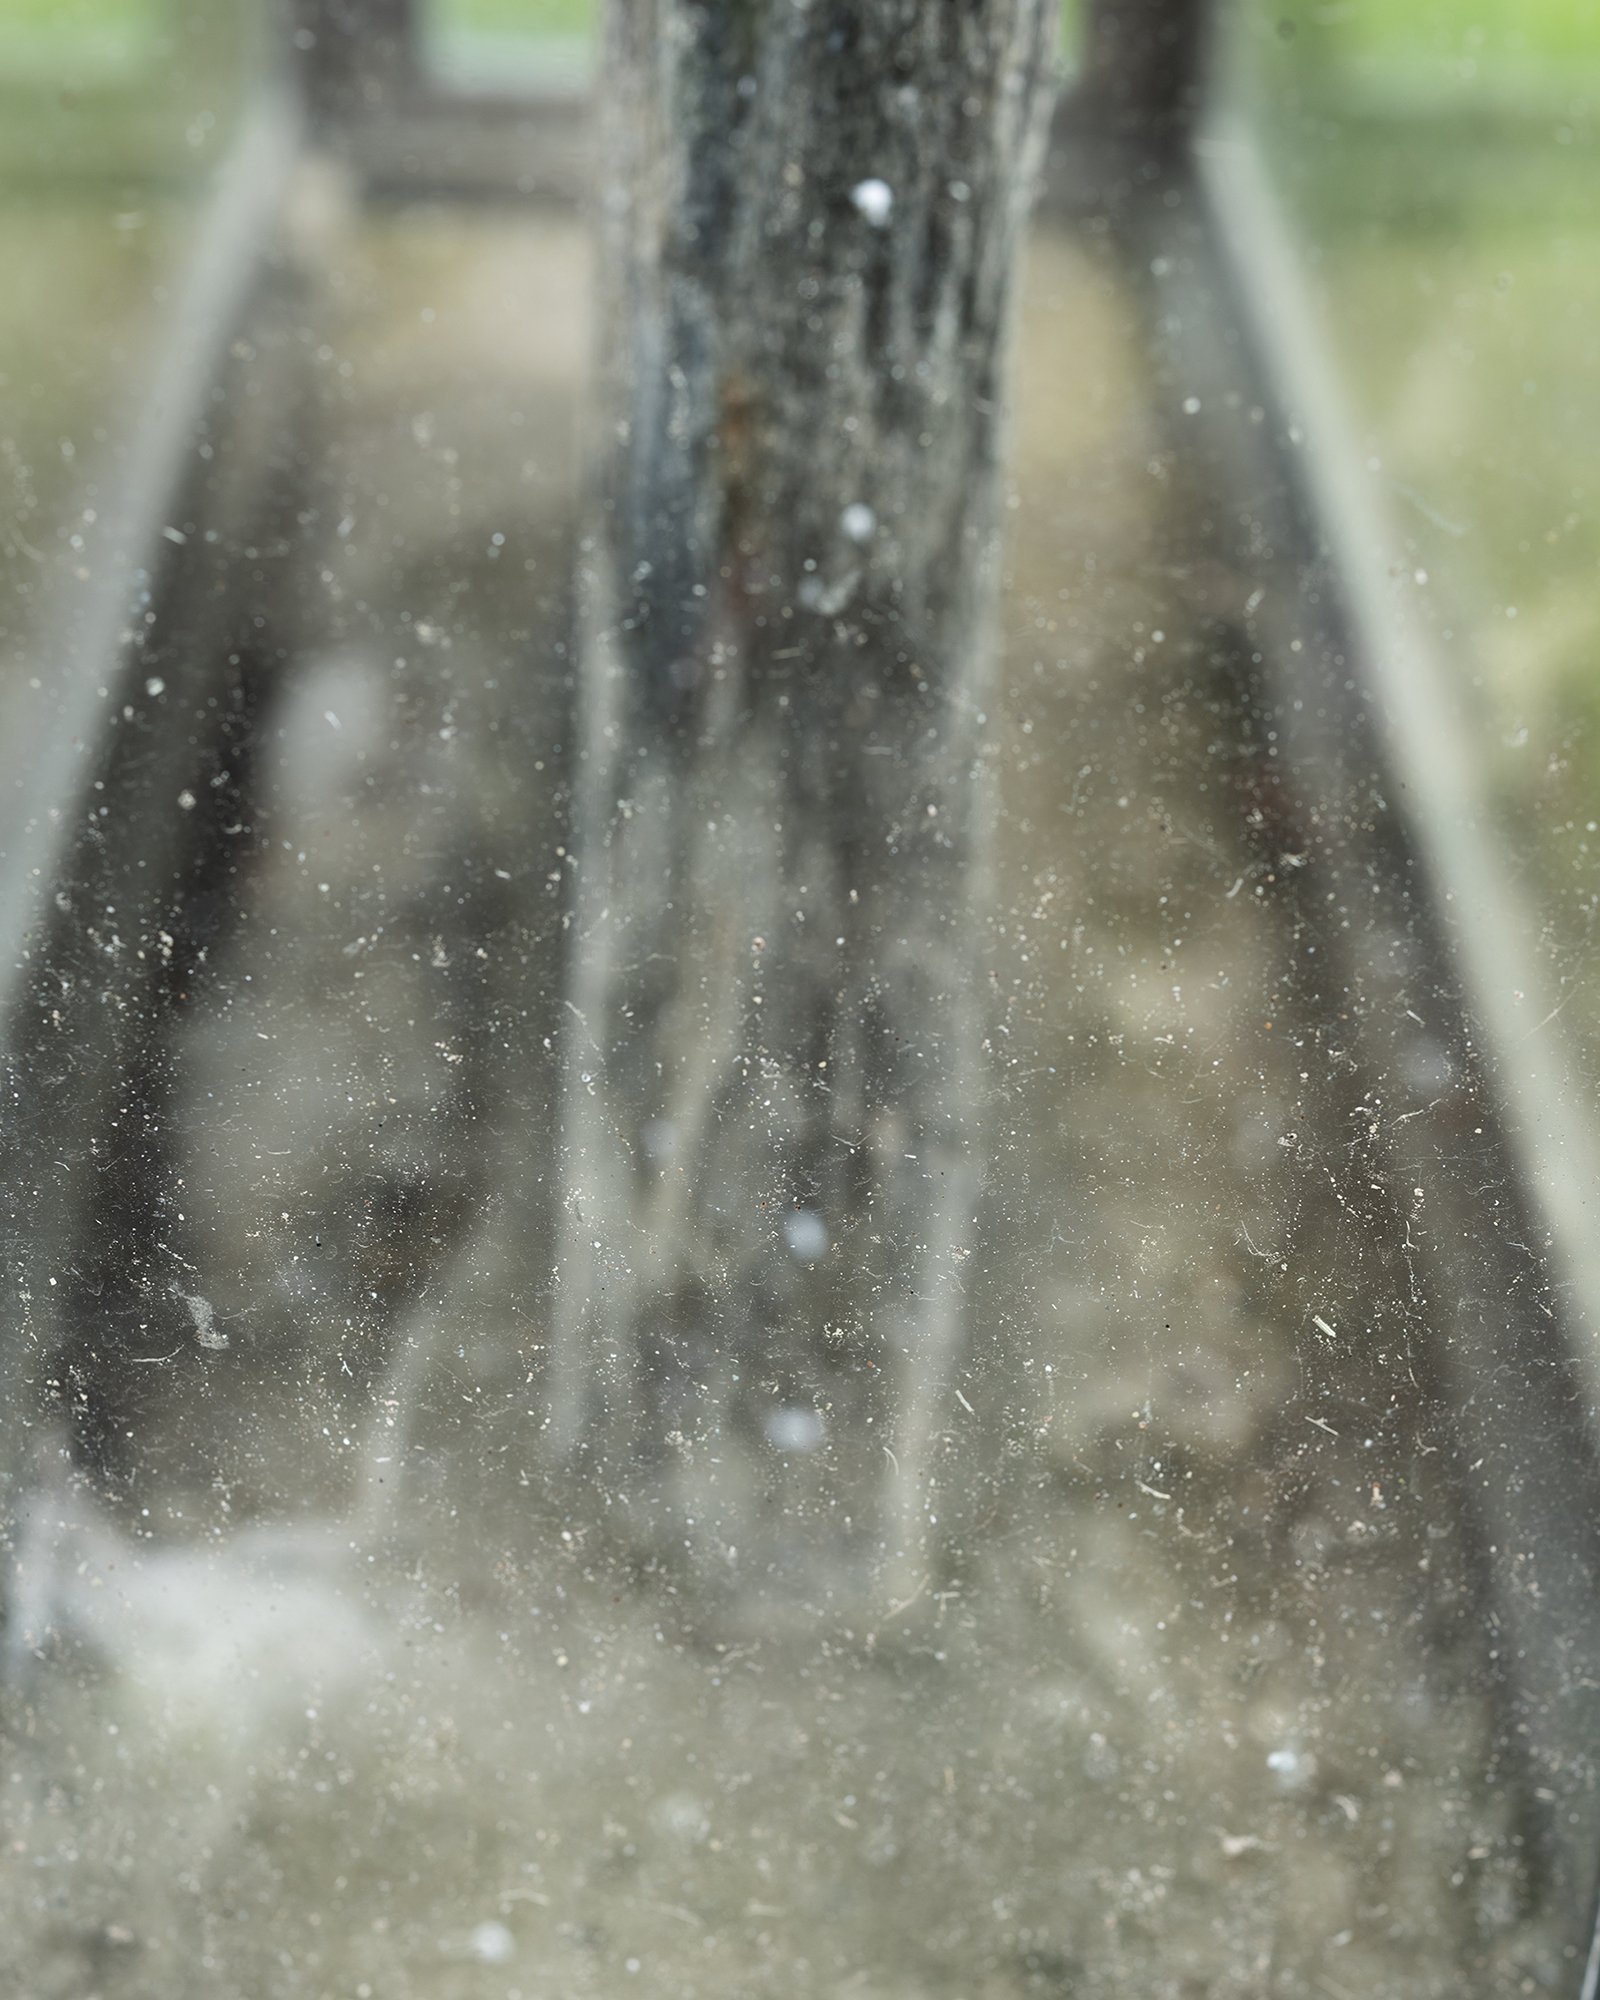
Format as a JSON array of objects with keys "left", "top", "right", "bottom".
[{"left": 551, "top": 0, "right": 1056, "bottom": 1591}]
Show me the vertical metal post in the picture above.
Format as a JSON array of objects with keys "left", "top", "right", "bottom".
[
  {"left": 1075, "top": 0, "right": 1212, "bottom": 177},
  {"left": 290, "top": 0, "right": 420, "bottom": 138}
]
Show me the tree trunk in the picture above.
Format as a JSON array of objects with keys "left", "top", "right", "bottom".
[{"left": 551, "top": 0, "right": 1056, "bottom": 1595}]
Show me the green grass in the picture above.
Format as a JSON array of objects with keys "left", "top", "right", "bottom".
[
  {"left": 0, "top": 0, "right": 155, "bottom": 32},
  {"left": 0, "top": 0, "right": 162, "bottom": 75},
  {"left": 1270, "top": 0, "right": 1600, "bottom": 67},
  {"left": 1250, "top": 0, "right": 1600, "bottom": 113}
]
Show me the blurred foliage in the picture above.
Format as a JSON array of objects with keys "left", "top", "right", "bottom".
[
  {"left": 1, "top": 0, "right": 1596, "bottom": 78},
  {"left": 1250, "top": 0, "right": 1600, "bottom": 1064},
  {"left": 0, "top": 0, "right": 162, "bottom": 72},
  {"left": 1260, "top": 0, "right": 1600, "bottom": 89},
  {"left": 428, "top": 0, "right": 1086, "bottom": 65},
  {"left": 0, "top": 0, "right": 242, "bottom": 187},
  {"left": 429, "top": 0, "right": 1598, "bottom": 76}
]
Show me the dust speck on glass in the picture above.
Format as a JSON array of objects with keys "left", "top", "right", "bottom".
[{"left": 4, "top": 1, "right": 1600, "bottom": 1995}]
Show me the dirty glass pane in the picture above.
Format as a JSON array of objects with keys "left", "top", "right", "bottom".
[
  {"left": 0, "top": 0, "right": 247, "bottom": 849},
  {"left": 1241, "top": 0, "right": 1600, "bottom": 1074},
  {"left": 4, "top": 6, "right": 1599, "bottom": 1998}
]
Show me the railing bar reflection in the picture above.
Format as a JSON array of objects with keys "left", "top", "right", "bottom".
[
  {"left": 0, "top": 83, "right": 304, "bottom": 1021},
  {"left": 1147, "top": 110, "right": 1600, "bottom": 1969},
  {"left": 0, "top": 82, "right": 307, "bottom": 1510}
]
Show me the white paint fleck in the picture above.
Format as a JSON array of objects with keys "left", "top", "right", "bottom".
[
  {"left": 850, "top": 177, "right": 894, "bottom": 227},
  {"left": 839, "top": 501, "right": 876, "bottom": 544},
  {"left": 468, "top": 1921, "right": 515, "bottom": 1965},
  {"left": 1266, "top": 1745, "right": 1315, "bottom": 1791}
]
